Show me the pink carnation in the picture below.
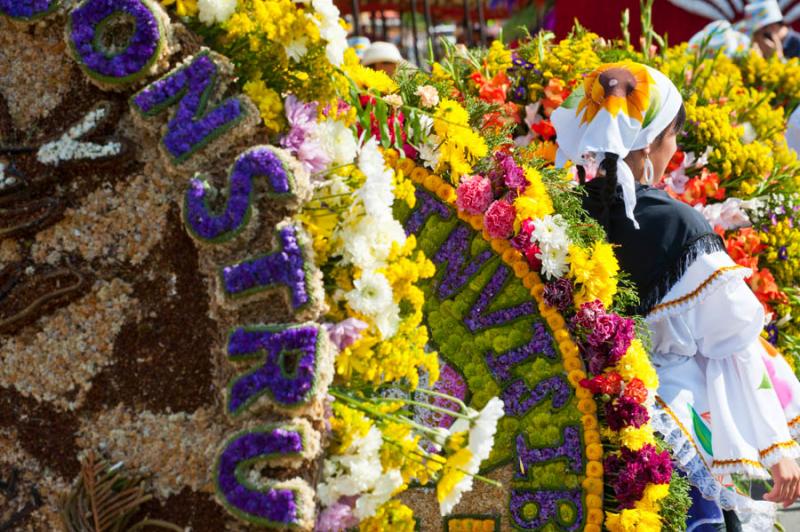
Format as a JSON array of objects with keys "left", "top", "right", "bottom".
[
  {"left": 456, "top": 175, "right": 494, "bottom": 215},
  {"left": 484, "top": 200, "right": 516, "bottom": 239}
]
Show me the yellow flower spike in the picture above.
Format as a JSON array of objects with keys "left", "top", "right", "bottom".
[
  {"left": 582, "top": 415, "right": 599, "bottom": 431},
  {"left": 567, "top": 369, "right": 587, "bottom": 387},
  {"left": 586, "top": 461, "right": 603, "bottom": 479},
  {"left": 578, "top": 398, "right": 598, "bottom": 414},
  {"left": 586, "top": 443, "right": 604, "bottom": 461}
]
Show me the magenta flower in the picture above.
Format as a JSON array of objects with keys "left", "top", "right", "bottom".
[
  {"left": 456, "top": 174, "right": 494, "bottom": 215},
  {"left": 484, "top": 199, "right": 516, "bottom": 239}
]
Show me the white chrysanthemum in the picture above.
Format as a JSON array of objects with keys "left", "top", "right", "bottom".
[
  {"left": 311, "top": 0, "right": 347, "bottom": 66},
  {"left": 530, "top": 214, "right": 568, "bottom": 248},
  {"left": 317, "top": 427, "right": 384, "bottom": 506},
  {"left": 418, "top": 136, "right": 441, "bottom": 170},
  {"left": 345, "top": 271, "right": 399, "bottom": 337},
  {"left": 438, "top": 397, "right": 504, "bottom": 515},
  {"left": 357, "top": 138, "right": 394, "bottom": 217},
  {"left": 316, "top": 119, "right": 357, "bottom": 167},
  {"left": 197, "top": 0, "right": 236, "bottom": 24},
  {"left": 539, "top": 243, "right": 569, "bottom": 280},
  {"left": 354, "top": 469, "right": 404, "bottom": 519},
  {"left": 339, "top": 214, "right": 406, "bottom": 270}
]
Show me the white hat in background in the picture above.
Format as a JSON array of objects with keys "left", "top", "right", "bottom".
[
  {"left": 689, "top": 20, "right": 751, "bottom": 57},
  {"left": 743, "top": 0, "right": 784, "bottom": 34},
  {"left": 362, "top": 41, "right": 403, "bottom": 66}
]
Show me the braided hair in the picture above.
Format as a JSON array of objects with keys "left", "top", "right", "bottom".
[{"left": 576, "top": 153, "right": 620, "bottom": 233}]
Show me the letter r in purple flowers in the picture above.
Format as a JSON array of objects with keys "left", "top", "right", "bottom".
[
  {"left": 131, "top": 51, "right": 244, "bottom": 163},
  {"left": 226, "top": 323, "right": 326, "bottom": 415}
]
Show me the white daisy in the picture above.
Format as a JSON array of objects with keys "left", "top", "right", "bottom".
[{"left": 197, "top": 0, "right": 237, "bottom": 24}]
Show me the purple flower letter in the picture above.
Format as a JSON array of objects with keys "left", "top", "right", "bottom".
[
  {"left": 0, "top": 0, "right": 58, "bottom": 20},
  {"left": 68, "top": 0, "right": 163, "bottom": 84},
  {"left": 226, "top": 324, "right": 323, "bottom": 415},
  {"left": 220, "top": 223, "right": 310, "bottom": 309},
  {"left": 501, "top": 376, "right": 571, "bottom": 417},
  {"left": 510, "top": 489, "right": 583, "bottom": 531},
  {"left": 184, "top": 147, "right": 292, "bottom": 243},
  {"left": 131, "top": 51, "right": 244, "bottom": 163},
  {"left": 215, "top": 424, "right": 309, "bottom": 526},
  {"left": 516, "top": 426, "right": 583, "bottom": 479}
]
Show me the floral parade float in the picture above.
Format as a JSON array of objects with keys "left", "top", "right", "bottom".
[{"left": 4, "top": 1, "right": 800, "bottom": 531}]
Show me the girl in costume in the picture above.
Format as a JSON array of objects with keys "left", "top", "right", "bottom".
[{"left": 551, "top": 62, "right": 800, "bottom": 530}]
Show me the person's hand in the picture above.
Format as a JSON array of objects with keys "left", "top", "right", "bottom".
[
  {"left": 756, "top": 31, "right": 785, "bottom": 60},
  {"left": 765, "top": 457, "right": 800, "bottom": 508}
]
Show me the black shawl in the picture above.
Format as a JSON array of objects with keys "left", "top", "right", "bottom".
[{"left": 582, "top": 178, "right": 726, "bottom": 315}]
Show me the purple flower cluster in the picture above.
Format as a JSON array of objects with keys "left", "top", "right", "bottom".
[
  {"left": 487, "top": 322, "right": 555, "bottom": 382},
  {"left": 604, "top": 444, "right": 673, "bottom": 508},
  {"left": 543, "top": 277, "right": 574, "bottom": 313},
  {"left": 516, "top": 426, "right": 583, "bottom": 479},
  {"left": 414, "top": 362, "right": 467, "bottom": 432},
  {"left": 606, "top": 395, "right": 650, "bottom": 431},
  {"left": 221, "top": 225, "right": 309, "bottom": 309},
  {"left": 434, "top": 224, "right": 492, "bottom": 301},
  {"left": 69, "top": 0, "right": 161, "bottom": 82},
  {"left": 0, "top": 0, "right": 56, "bottom": 19},
  {"left": 280, "top": 96, "right": 331, "bottom": 175},
  {"left": 216, "top": 427, "right": 303, "bottom": 524},
  {"left": 226, "top": 325, "right": 320, "bottom": 414},
  {"left": 132, "top": 52, "right": 243, "bottom": 163},
  {"left": 464, "top": 266, "right": 536, "bottom": 332},
  {"left": 185, "top": 148, "right": 289, "bottom": 242},
  {"left": 502, "top": 376, "right": 571, "bottom": 417},
  {"left": 507, "top": 54, "right": 538, "bottom": 103},
  {"left": 404, "top": 188, "right": 452, "bottom": 236},
  {"left": 571, "top": 300, "right": 635, "bottom": 375},
  {"left": 496, "top": 152, "right": 526, "bottom": 191},
  {"left": 510, "top": 489, "right": 583, "bottom": 530}
]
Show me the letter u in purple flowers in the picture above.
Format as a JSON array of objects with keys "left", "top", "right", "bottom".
[
  {"left": 131, "top": 50, "right": 245, "bottom": 163},
  {"left": 225, "top": 323, "right": 332, "bottom": 416},
  {"left": 215, "top": 420, "right": 319, "bottom": 528},
  {"left": 183, "top": 146, "right": 298, "bottom": 244},
  {"left": 1, "top": 0, "right": 59, "bottom": 20}
]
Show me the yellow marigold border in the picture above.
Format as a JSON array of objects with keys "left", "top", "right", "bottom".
[{"left": 387, "top": 153, "right": 604, "bottom": 529}]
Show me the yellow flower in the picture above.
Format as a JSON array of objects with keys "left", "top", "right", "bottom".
[
  {"left": 432, "top": 99, "right": 487, "bottom": 177},
  {"left": 485, "top": 40, "right": 512, "bottom": 75},
  {"left": 620, "top": 425, "right": 656, "bottom": 451},
  {"left": 578, "top": 61, "right": 653, "bottom": 125},
  {"left": 243, "top": 79, "right": 285, "bottom": 133},
  {"left": 160, "top": 0, "right": 198, "bottom": 16},
  {"left": 431, "top": 62, "right": 451, "bottom": 82},
  {"left": 345, "top": 64, "right": 398, "bottom": 94},
  {"left": 605, "top": 509, "right": 662, "bottom": 532},
  {"left": 568, "top": 241, "right": 619, "bottom": 308},
  {"left": 359, "top": 500, "right": 415, "bottom": 532},
  {"left": 437, "top": 445, "right": 473, "bottom": 514},
  {"left": 617, "top": 339, "right": 659, "bottom": 390},
  {"left": 329, "top": 403, "right": 373, "bottom": 454},
  {"left": 634, "top": 483, "right": 671, "bottom": 512}
]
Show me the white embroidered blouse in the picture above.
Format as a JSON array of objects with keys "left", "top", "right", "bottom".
[{"left": 647, "top": 250, "right": 800, "bottom": 529}]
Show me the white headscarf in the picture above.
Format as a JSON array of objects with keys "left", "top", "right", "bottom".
[
  {"left": 741, "top": 0, "right": 784, "bottom": 35},
  {"left": 689, "top": 20, "right": 751, "bottom": 57},
  {"left": 551, "top": 61, "right": 682, "bottom": 229}
]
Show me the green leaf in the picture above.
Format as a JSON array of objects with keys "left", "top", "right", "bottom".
[
  {"left": 690, "top": 404, "right": 713, "bottom": 455},
  {"left": 393, "top": 118, "right": 404, "bottom": 152},
  {"left": 375, "top": 99, "right": 391, "bottom": 149},
  {"left": 759, "top": 372, "right": 773, "bottom": 390}
]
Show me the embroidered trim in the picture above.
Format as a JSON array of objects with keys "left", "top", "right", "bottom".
[
  {"left": 711, "top": 458, "right": 770, "bottom": 480},
  {"left": 650, "top": 265, "right": 746, "bottom": 314},
  {"left": 759, "top": 440, "right": 800, "bottom": 458},
  {"left": 712, "top": 457, "right": 764, "bottom": 468},
  {"left": 655, "top": 396, "right": 712, "bottom": 470}
]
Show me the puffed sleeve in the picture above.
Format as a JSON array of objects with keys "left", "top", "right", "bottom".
[{"left": 647, "top": 251, "right": 800, "bottom": 478}]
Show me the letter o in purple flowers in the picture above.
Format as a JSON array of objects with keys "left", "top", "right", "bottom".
[
  {"left": 67, "top": 0, "right": 166, "bottom": 86},
  {"left": 0, "top": 0, "right": 59, "bottom": 20}
]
